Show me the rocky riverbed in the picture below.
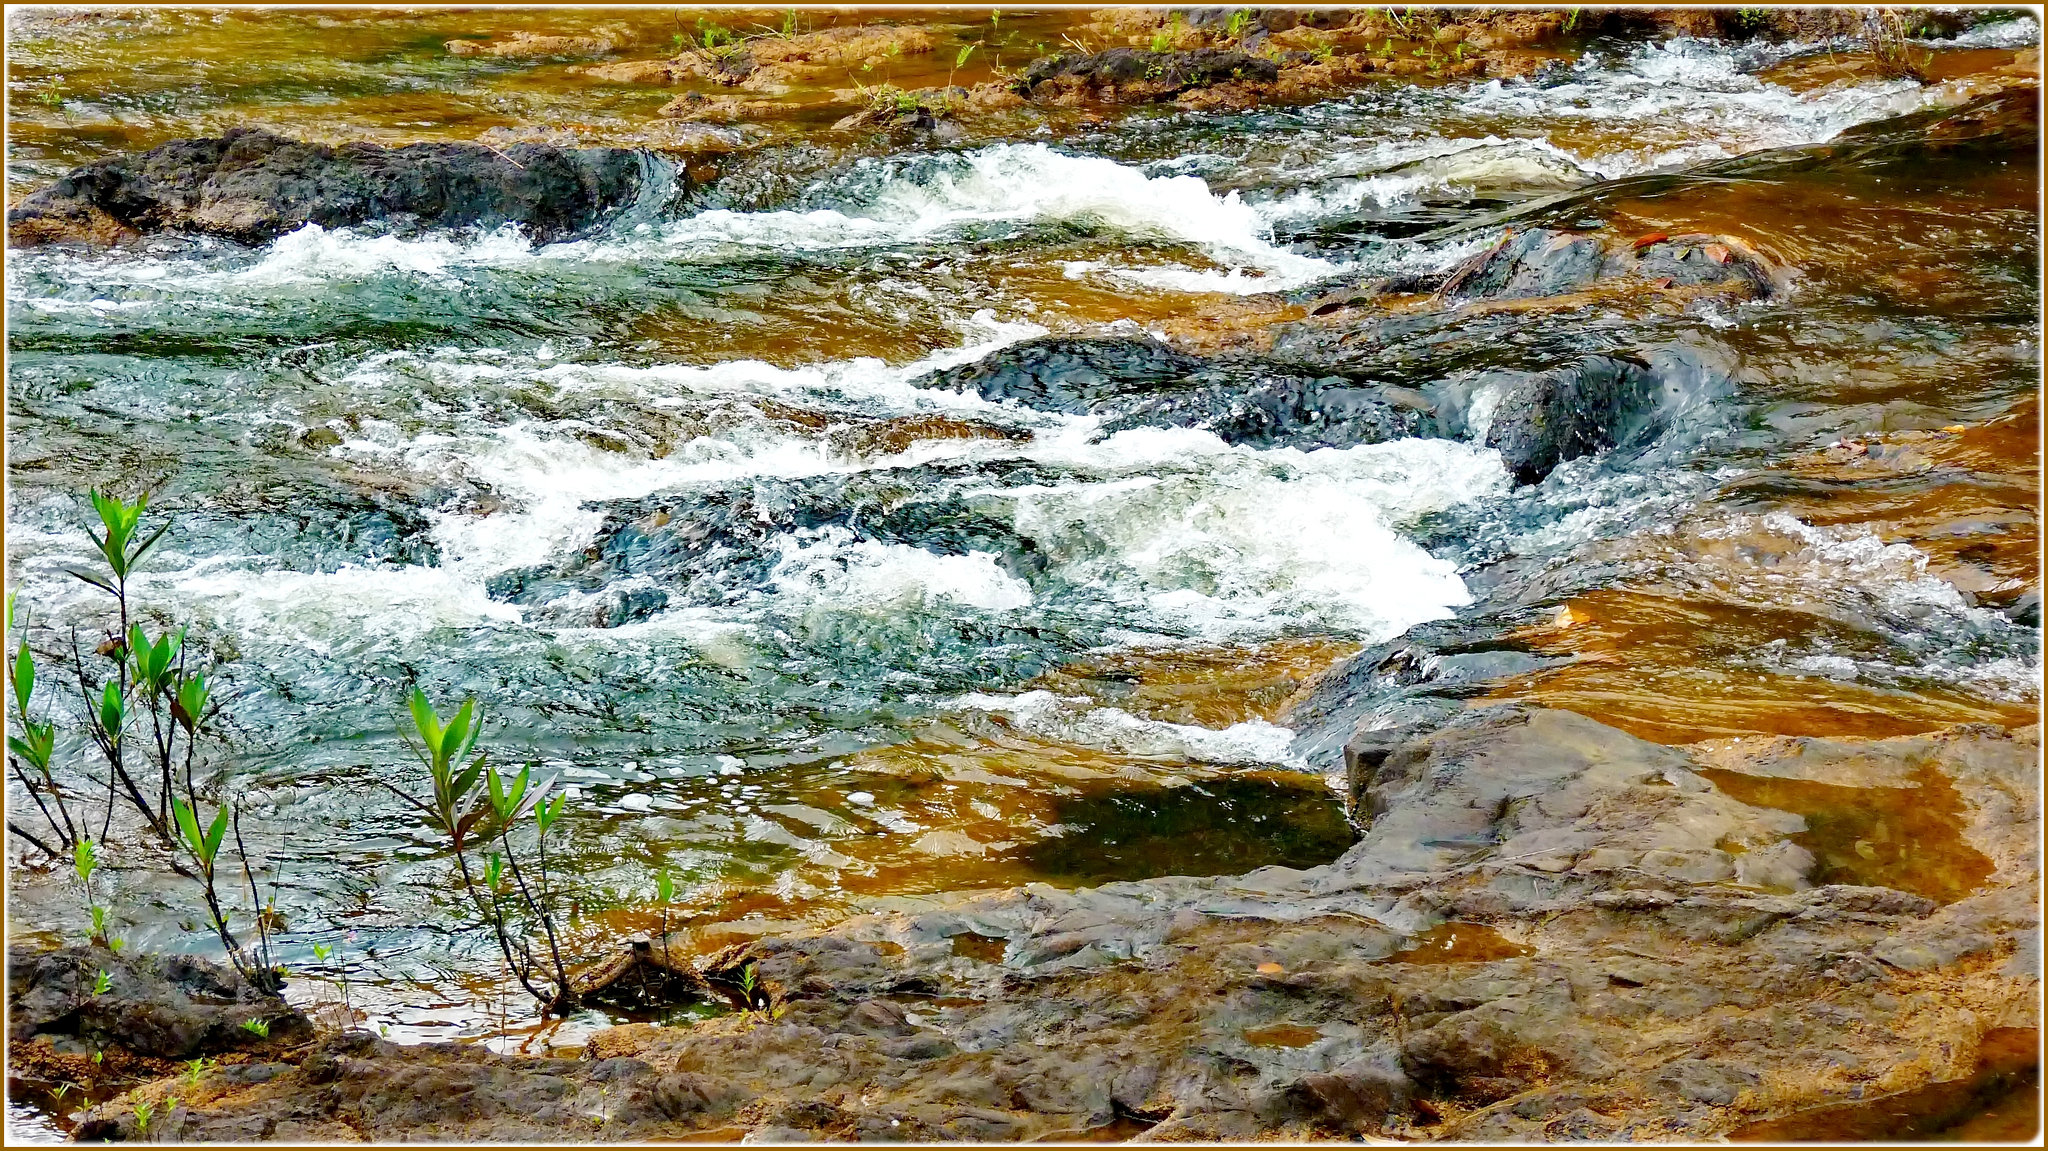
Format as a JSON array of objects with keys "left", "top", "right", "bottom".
[
  {"left": 5, "top": 5, "right": 2041, "bottom": 1143},
  {"left": 14, "top": 708, "right": 2039, "bottom": 1141}
]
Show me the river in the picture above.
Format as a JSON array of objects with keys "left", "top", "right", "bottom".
[{"left": 3, "top": 8, "right": 2039, "bottom": 1133}]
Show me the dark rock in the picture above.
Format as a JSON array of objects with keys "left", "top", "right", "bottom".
[
  {"left": 7, "top": 127, "right": 677, "bottom": 247},
  {"left": 919, "top": 334, "right": 1430, "bottom": 449},
  {"left": 73, "top": 718, "right": 2039, "bottom": 1143},
  {"left": 920, "top": 335, "right": 1205, "bottom": 414},
  {"left": 1456, "top": 340, "right": 1737, "bottom": 485},
  {"left": 1275, "top": 1063, "right": 1415, "bottom": 1133},
  {"left": 1478, "top": 354, "right": 1663, "bottom": 485},
  {"left": 1434, "top": 226, "right": 1784, "bottom": 304},
  {"left": 1017, "top": 48, "right": 1279, "bottom": 102},
  {"left": 1441, "top": 229, "right": 1609, "bottom": 299},
  {"left": 7, "top": 944, "right": 307, "bottom": 1059}
]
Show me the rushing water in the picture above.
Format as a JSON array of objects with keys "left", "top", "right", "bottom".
[{"left": 4, "top": 7, "right": 2040, "bottom": 1098}]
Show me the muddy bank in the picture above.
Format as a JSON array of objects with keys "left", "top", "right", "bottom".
[{"left": 54, "top": 708, "right": 2037, "bottom": 1142}]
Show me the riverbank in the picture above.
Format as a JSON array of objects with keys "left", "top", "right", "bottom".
[{"left": 21, "top": 709, "right": 2038, "bottom": 1141}]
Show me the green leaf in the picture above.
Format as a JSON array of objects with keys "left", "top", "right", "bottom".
[
  {"left": 73, "top": 838, "right": 97, "bottom": 885},
  {"left": 66, "top": 568, "right": 119, "bottom": 596},
  {"left": 485, "top": 852, "right": 504, "bottom": 892},
  {"left": 173, "top": 797, "right": 205, "bottom": 858},
  {"left": 408, "top": 688, "right": 443, "bottom": 760},
  {"left": 202, "top": 804, "right": 230, "bottom": 864},
  {"left": 656, "top": 868, "right": 674, "bottom": 904},
  {"left": 452, "top": 758, "right": 484, "bottom": 808},
  {"left": 174, "top": 673, "right": 209, "bottom": 733},
  {"left": 956, "top": 42, "right": 976, "bottom": 67},
  {"left": 12, "top": 640, "right": 33, "bottom": 714},
  {"left": 9, "top": 732, "right": 51, "bottom": 770},
  {"left": 536, "top": 792, "right": 566, "bottom": 834},
  {"left": 442, "top": 700, "right": 473, "bottom": 769},
  {"left": 97, "top": 681, "right": 124, "bottom": 739},
  {"left": 128, "top": 517, "right": 173, "bottom": 570}
]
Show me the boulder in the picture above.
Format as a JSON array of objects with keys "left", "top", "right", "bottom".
[{"left": 6, "top": 127, "right": 676, "bottom": 247}]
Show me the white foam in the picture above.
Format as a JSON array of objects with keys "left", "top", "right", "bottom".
[
  {"left": 1918, "top": 15, "right": 2039, "bottom": 49},
  {"left": 1252, "top": 136, "right": 1601, "bottom": 226},
  {"left": 1006, "top": 431, "right": 1509, "bottom": 641},
  {"left": 769, "top": 529, "right": 1035, "bottom": 614},
  {"left": 14, "top": 144, "right": 1337, "bottom": 295},
  {"left": 1451, "top": 37, "right": 1933, "bottom": 171},
  {"left": 949, "top": 689, "right": 1300, "bottom": 765}
]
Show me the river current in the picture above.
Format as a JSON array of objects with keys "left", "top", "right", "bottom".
[{"left": 4, "top": 8, "right": 2040, "bottom": 1076}]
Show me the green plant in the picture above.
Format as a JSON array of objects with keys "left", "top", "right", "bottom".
[
  {"left": 1865, "top": 9, "right": 1935, "bottom": 82},
  {"left": 1227, "top": 9, "right": 1251, "bottom": 39},
  {"left": 1310, "top": 35, "right": 1336, "bottom": 64},
  {"left": 1564, "top": 7, "right": 1582, "bottom": 33},
  {"left": 93, "top": 968, "right": 112, "bottom": 995},
  {"left": 132, "top": 1100, "right": 153, "bottom": 1134},
  {"left": 381, "top": 690, "right": 577, "bottom": 1015},
  {"left": 11, "top": 493, "right": 280, "bottom": 994},
  {"left": 240, "top": 1017, "right": 270, "bottom": 1039},
  {"left": 182, "top": 1057, "right": 212, "bottom": 1091},
  {"left": 91, "top": 1049, "right": 104, "bottom": 1066},
  {"left": 1149, "top": 29, "right": 1173, "bottom": 53},
  {"left": 9, "top": 596, "right": 78, "bottom": 857},
  {"left": 73, "top": 838, "right": 109, "bottom": 945}
]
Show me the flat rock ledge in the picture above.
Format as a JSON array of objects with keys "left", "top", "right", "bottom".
[
  {"left": 5, "top": 128, "right": 679, "bottom": 248},
  {"left": 63, "top": 707, "right": 2038, "bottom": 1142}
]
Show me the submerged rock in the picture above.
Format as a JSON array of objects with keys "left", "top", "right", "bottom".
[{"left": 5, "top": 128, "right": 676, "bottom": 247}]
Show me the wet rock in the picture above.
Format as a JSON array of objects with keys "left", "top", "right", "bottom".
[
  {"left": 1431, "top": 226, "right": 1787, "bottom": 303},
  {"left": 84, "top": 715, "right": 2037, "bottom": 1143},
  {"left": 1474, "top": 351, "right": 1690, "bottom": 486},
  {"left": 6, "top": 127, "right": 676, "bottom": 248},
  {"left": 919, "top": 334, "right": 1430, "bottom": 449},
  {"left": 1017, "top": 48, "right": 1280, "bottom": 104},
  {"left": 446, "top": 25, "right": 631, "bottom": 59},
  {"left": 7, "top": 945, "right": 308, "bottom": 1060},
  {"left": 921, "top": 334, "right": 1205, "bottom": 414}
]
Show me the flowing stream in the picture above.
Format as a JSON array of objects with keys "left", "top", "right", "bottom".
[{"left": 4, "top": 8, "right": 2040, "bottom": 1121}]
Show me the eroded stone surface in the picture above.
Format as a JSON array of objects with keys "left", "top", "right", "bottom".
[
  {"left": 74, "top": 710, "right": 2038, "bottom": 1143},
  {"left": 5, "top": 128, "right": 676, "bottom": 247}
]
